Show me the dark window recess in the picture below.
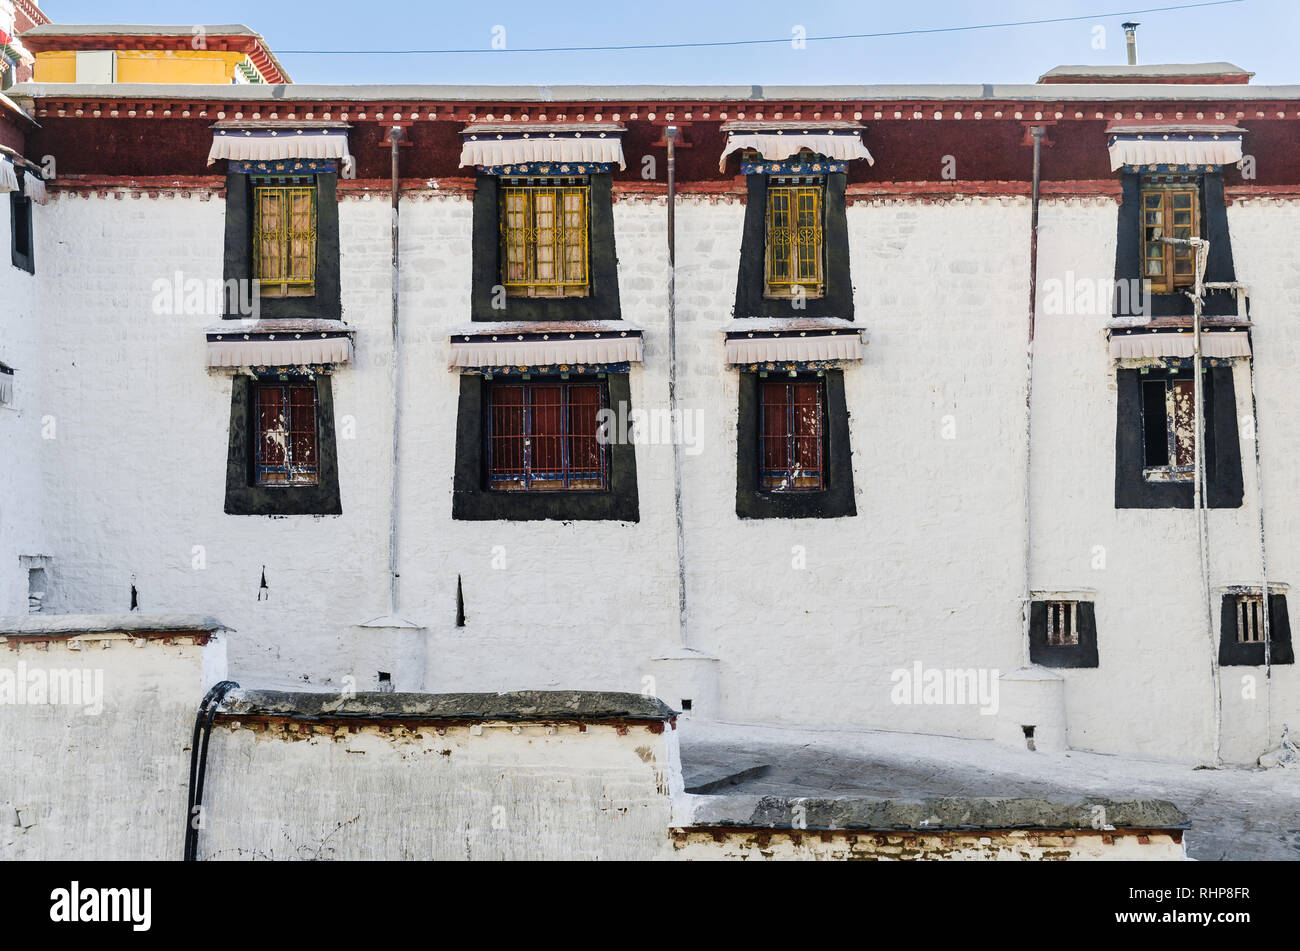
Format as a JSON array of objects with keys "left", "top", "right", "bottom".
[
  {"left": 736, "top": 370, "right": 855, "bottom": 519},
  {"left": 759, "top": 379, "right": 826, "bottom": 491},
  {"left": 735, "top": 171, "right": 852, "bottom": 320},
  {"left": 1218, "top": 594, "right": 1294, "bottom": 666},
  {"left": 453, "top": 373, "right": 638, "bottom": 521},
  {"left": 487, "top": 380, "right": 608, "bottom": 491},
  {"left": 225, "top": 374, "right": 341, "bottom": 516},
  {"left": 1113, "top": 171, "right": 1239, "bottom": 319},
  {"left": 1028, "top": 600, "right": 1099, "bottom": 668},
  {"left": 10, "top": 182, "right": 33, "bottom": 273},
  {"left": 470, "top": 172, "right": 620, "bottom": 322},
  {"left": 1140, "top": 376, "right": 1196, "bottom": 483},
  {"left": 1115, "top": 366, "right": 1242, "bottom": 509},
  {"left": 223, "top": 171, "right": 340, "bottom": 321}
]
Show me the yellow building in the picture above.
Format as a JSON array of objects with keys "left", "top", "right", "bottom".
[{"left": 21, "top": 23, "right": 290, "bottom": 84}]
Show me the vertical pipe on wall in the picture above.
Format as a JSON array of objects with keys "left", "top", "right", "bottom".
[
  {"left": 387, "top": 125, "right": 404, "bottom": 618},
  {"left": 1019, "top": 126, "right": 1043, "bottom": 669},
  {"left": 1246, "top": 306, "right": 1272, "bottom": 741},
  {"left": 666, "top": 126, "right": 689, "bottom": 648},
  {"left": 1189, "top": 237, "right": 1222, "bottom": 766}
]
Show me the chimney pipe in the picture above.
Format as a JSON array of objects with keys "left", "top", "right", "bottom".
[{"left": 1122, "top": 21, "right": 1139, "bottom": 66}]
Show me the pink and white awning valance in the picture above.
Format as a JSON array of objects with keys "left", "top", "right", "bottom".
[
  {"left": 448, "top": 324, "right": 643, "bottom": 369},
  {"left": 459, "top": 123, "right": 627, "bottom": 170},
  {"left": 718, "top": 122, "right": 873, "bottom": 172},
  {"left": 21, "top": 168, "right": 47, "bottom": 205},
  {"left": 1106, "top": 125, "right": 1245, "bottom": 171},
  {"left": 206, "top": 321, "right": 355, "bottom": 368},
  {"left": 1109, "top": 330, "right": 1251, "bottom": 360},
  {"left": 0, "top": 159, "right": 17, "bottom": 194},
  {"left": 207, "top": 127, "right": 353, "bottom": 166},
  {"left": 724, "top": 324, "right": 866, "bottom": 365}
]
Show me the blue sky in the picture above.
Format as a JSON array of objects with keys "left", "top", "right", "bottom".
[{"left": 36, "top": 0, "right": 1300, "bottom": 85}]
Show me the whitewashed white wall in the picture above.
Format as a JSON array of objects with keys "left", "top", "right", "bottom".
[
  {"left": 0, "top": 192, "right": 45, "bottom": 615},
  {"left": 0, "top": 631, "right": 226, "bottom": 860},
  {"left": 16, "top": 186, "right": 1299, "bottom": 763}
]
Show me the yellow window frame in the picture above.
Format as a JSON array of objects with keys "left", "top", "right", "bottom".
[
  {"left": 1141, "top": 181, "right": 1199, "bottom": 295},
  {"left": 766, "top": 181, "right": 824, "bottom": 298},
  {"left": 500, "top": 180, "right": 590, "bottom": 297},
  {"left": 253, "top": 179, "right": 318, "bottom": 298}
]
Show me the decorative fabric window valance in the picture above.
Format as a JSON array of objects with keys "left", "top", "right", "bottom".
[
  {"left": 718, "top": 122, "right": 874, "bottom": 172},
  {"left": 1108, "top": 330, "right": 1251, "bottom": 360},
  {"left": 0, "top": 159, "right": 16, "bottom": 194},
  {"left": 208, "top": 127, "right": 353, "bottom": 167},
  {"left": 21, "top": 168, "right": 47, "bottom": 205},
  {"left": 724, "top": 326, "right": 866, "bottom": 365},
  {"left": 459, "top": 123, "right": 627, "bottom": 171},
  {"left": 1106, "top": 125, "right": 1245, "bottom": 172},
  {"left": 206, "top": 321, "right": 355, "bottom": 369},
  {"left": 448, "top": 325, "right": 643, "bottom": 370}
]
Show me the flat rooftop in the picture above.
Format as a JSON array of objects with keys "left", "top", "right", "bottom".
[{"left": 678, "top": 720, "right": 1300, "bottom": 860}]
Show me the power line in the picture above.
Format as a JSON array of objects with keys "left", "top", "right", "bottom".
[{"left": 278, "top": 0, "right": 1244, "bottom": 55}]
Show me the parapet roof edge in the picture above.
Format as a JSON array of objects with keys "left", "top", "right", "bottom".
[
  {"left": 21, "top": 23, "right": 260, "bottom": 37},
  {"left": 10, "top": 81, "right": 1300, "bottom": 104}
]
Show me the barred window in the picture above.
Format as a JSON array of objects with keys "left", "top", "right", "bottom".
[
  {"left": 500, "top": 178, "right": 589, "bottom": 297},
  {"left": 487, "top": 380, "right": 607, "bottom": 491},
  {"left": 1141, "top": 177, "right": 1199, "bottom": 295},
  {"left": 759, "top": 379, "right": 825, "bottom": 491},
  {"left": 1236, "top": 594, "right": 1265, "bottom": 644},
  {"left": 253, "top": 176, "right": 317, "bottom": 298},
  {"left": 1046, "top": 601, "right": 1080, "bottom": 646},
  {"left": 765, "top": 177, "right": 824, "bottom": 298},
  {"left": 255, "top": 382, "right": 319, "bottom": 485},
  {"left": 1142, "top": 373, "right": 1197, "bottom": 483}
]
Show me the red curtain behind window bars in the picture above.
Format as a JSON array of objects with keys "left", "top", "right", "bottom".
[
  {"left": 256, "top": 383, "right": 318, "bottom": 484},
  {"left": 760, "top": 380, "right": 824, "bottom": 490},
  {"left": 488, "top": 382, "right": 606, "bottom": 490}
]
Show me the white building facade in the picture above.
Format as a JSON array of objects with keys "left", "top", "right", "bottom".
[{"left": 1, "top": 68, "right": 1297, "bottom": 765}]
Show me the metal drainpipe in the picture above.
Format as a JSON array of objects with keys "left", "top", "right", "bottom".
[
  {"left": 387, "top": 125, "right": 404, "bottom": 618},
  {"left": 183, "top": 680, "right": 239, "bottom": 861},
  {"left": 666, "top": 126, "right": 688, "bottom": 648},
  {"left": 1020, "top": 126, "right": 1043, "bottom": 668},
  {"left": 1245, "top": 313, "right": 1272, "bottom": 740},
  {"left": 1163, "top": 235, "right": 1224, "bottom": 765},
  {"left": 1189, "top": 237, "right": 1222, "bottom": 766}
]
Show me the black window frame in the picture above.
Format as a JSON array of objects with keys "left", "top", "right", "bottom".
[
  {"left": 470, "top": 172, "right": 621, "bottom": 322},
  {"left": 1028, "top": 600, "right": 1100, "bottom": 668},
  {"left": 736, "top": 369, "right": 856, "bottom": 519},
  {"left": 1218, "top": 593, "right": 1294, "bottom": 666},
  {"left": 735, "top": 170, "right": 852, "bottom": 320},
  {"left": 10, "top": 173, "right": 33, "bottom": 274},
  {"left": 1115, "top": 364, "right": 1243, "bottom": 509},
  {"left": 224, "top": 372, "right": 342, "bottom": 516},
  {"left": 222, "top": 170, "right": 341, "bottom": 321},
  {"left": 452, "top": 372, "right": 639, "bottom": 521}
]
